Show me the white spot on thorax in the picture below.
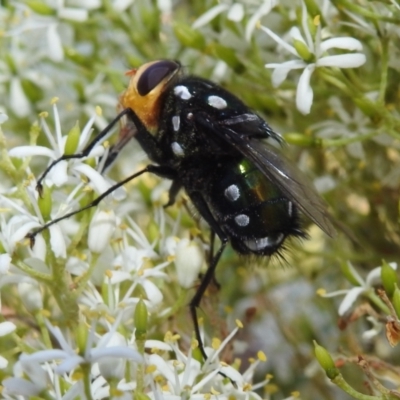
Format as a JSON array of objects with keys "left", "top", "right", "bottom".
[
  {"left": 171, "top": 142, "right": 184, "bottom": 157},
  {"left": 172, "top": 115, "right": 180, "bottom": 131},
  {"left": 244, "top": 233, "right": 284, "bottom": 251},
  {"left": 224, "top": 184, "right": 240, "bottom": 202},
  {"left": 208, "top": 95, "right": 227, "bottom": 109},
  {"left": 234, "top": 214, "right": 249, "bottom": 227},
  {"left": 174, "top": 85, "right": 192, "bottom": 100}
]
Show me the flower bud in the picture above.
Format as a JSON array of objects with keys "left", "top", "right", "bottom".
[
  {"left": 392, "top": 285, "right": 400, "bottom": 319},
  {"left": 88, "top": 210, "right": 116, "bottom": 253},
  {"left": 135, "top": 299, "right": 148, "bottom": 340},
  {"left": 381, "top": 261, "right": 398, "bottom": 298},
  {"left": 174, "top": 239, "right": 204, "bottom": 288},
  {"left": 25, "top": 1, "right": 54, "bottom": 15},
  {"left": 98, "top": 332, "right": 127, "bottom": 380},
  {"left": 173, "top": 23, "right": 206, "bottom": 50},
  {"left": 293, "top": 39, "right": 313, "bottom": 62},
  {"left": 64, "top": 121, "right": 80, "bottom": 155},
  {"left": 18, "top": 282, "right": 43, "bottom": 312},
  {"left": 340, "top": 261, "right": 361, "bottom": 286},
  {"left": 314, "top": 341, "right": 339, "bottom": 379},
  {"left": 37, "top": 185, "right": 52, "bottom": 221}
]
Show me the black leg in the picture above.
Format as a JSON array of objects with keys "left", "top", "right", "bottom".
[
  {"left": 36, "top": 108, "right": 133, "bottom": 194},
  {"left": 188, "top": 192, "right": 228, "bottom": 360},
  {"left": 27, "top": 164, "right": 177, "bottom": 246}
]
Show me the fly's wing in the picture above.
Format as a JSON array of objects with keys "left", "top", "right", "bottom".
[
  {"left": 195, "top": 112, "right": 336, "bottom": 237},
  {"left": 239, "top": 138, "right": 336, "bottom": 237}
]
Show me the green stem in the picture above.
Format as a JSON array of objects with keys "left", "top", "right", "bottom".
[
  {"left": 365, "top": 289, "right": 391, "bottom": 315},
  {"left": 15, "top": 259, "right": 52, "bottom": 282},
  {"left": 332, "top": 0, "right": 400, "bottom": 24},
  {"left": 332, "top": 373, "right": 380, "bottom": 400},
  {"left": 321, "top": 132, "right": 376, "bottom": 148},
  {"left": 378, "top": 37, "right": 389, "bottom": 106},
  {"left": 82, "top": 363, "right": 94, "bottom": 400},
  {"left": 74, "top": 253, "right": 100, "bottom": 298}
]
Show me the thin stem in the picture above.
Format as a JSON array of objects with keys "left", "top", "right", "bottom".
[{"left": 378, "top": 36, "right": 389, "bottom": 106}]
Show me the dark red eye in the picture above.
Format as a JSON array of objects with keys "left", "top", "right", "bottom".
[{"left": 137, "top": 60, "right": 179, "bottom": 96}]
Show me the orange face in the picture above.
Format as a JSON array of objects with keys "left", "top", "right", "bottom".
[{"left": 119, "top": 60, "right": 181, "bottom": 134}]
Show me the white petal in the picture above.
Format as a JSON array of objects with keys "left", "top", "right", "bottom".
[
  {"left": 0, "top": 254, "right": 11, "bottom": 274},
  {"left": 174, "top": 239, "right": 204, "bottom": 289},
  {"left": 144, "top": 340, "right": 173, "bottom": 352},
  {"left": 245, "top": 0, "right": 276, "bottom": 41},
  {"left": 18, "top": 282, "right": 43, "bottom": 311},
  {"left": 112, "top": 0, "right": 135, "bottom": 12},
  {"left": 88, "top": 210, "right": 116, "bottom": 253},
  {"left": 21, "top": 349, "right": 70, "bottom": 363},
  {"left": 0, "top": 356, "right": 8, "bottom": 369},
  {"left": 147, "top": 354, "right": 175, "bottom": 383},
  {"left": 11, "top": 220, "right": 41, "bottom": 246},
  {"left": 267, "top": 60, "right": 306, "bottom": 87},
  {"left": 91, "top": 346, "right": 143, "bottom": 362},
  {"left": 58, "top": 8, "right": 88, "bottom": 22},
  {"left": 10, "top": 77, "right": 31, "bottom": 118},
  {"left": 49, "top": 224, "right": 67, "bottom": 258},
  {"left": 296, "top": 64, "right": 315, "bottom": 115},
  {"left": 227, "top": 3, "right": 244, "bottom": 22},
  {"left": 0, "top": 321, "right": 16, "bottom": 336},
  {"left": 192, "top": 4, "right": 229, "bottom": 29},
  {"left": 2, "top": 377, "right": 40, "bottom": 396},
  {"left": 317, "top": 53, "right": 366, "bottom": 68},
  {"left": 47, "top": 160, "right": 68, "bottom": 187},
  {"left": 47, "top": 24, "right": 64, "bottom": 62},
  {"left": 8, "top": 145, "right": 56, "bottom": 158},
  {"left": 0, "top": 113, "right": 8, "bottom": 124},
  {"left": 73, "top": 164, "right": 110, "bottom": 194},
  {"left": 55, "top": 355, "right": 84, "bottom": 374},
  {"left": 320, "top": 37, "right": 363, "bottom": 52},
  {"left": 338, "top": 287, "right": 364, "bottom": 315},
  {"left": 289, "top": 26, "right": 307, "bottom": 45},
  {"left": 31, "top": 234, "right": 46, "bottom": 261},
  {"left": 141, "top": 280, "right": 163, "bottom": 306},
  {"left": 365, "top": 266, "right": 385, "bottom": 287},
  {"left": 260, "top": 25, "right": 298, "bottom": 56}
]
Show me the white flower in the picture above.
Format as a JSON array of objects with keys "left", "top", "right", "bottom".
[
  {"left": 262, "top": 2, "right": 366, "bottom": 114},
  {"left": 0, "top": 321, "right": 16, "bottom": 369},
  {"left": 311, "top": 96, "right": 374, "bottom": 159},
  {"left": 192, "top": 0, "right": 278, "bottom": 40},
  {"left": 18, "top": 282, "right": 43, "bottom": 312},
  {"left": 173, "top": 238, "right": 204, "bottom": 289},
  {"left": 8, "top": 103, "right": 107, "bottom": 190},
  {"left": 145, "top": 325, "right": 265, "bottom": 399},
  {"left": 20, "top": 320, "right": 142, "bottom": 376},
  {"left": 88, "top": 209, "right": 117, "bottom": 253},
  {"left": 320, "top": 262, "right": 397, "bottom": 316}
]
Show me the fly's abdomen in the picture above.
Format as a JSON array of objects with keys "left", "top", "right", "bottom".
[{"left": 205, "top": 157, "right": 302, "bottom": 255}]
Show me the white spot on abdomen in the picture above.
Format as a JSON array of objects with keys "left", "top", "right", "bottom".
[
  {"left": 224, "top": 184, "right": 240, "bottom": 202},
  {"left": 244, "top": 233, "right": 284, "bottom": 251},
  {"left": 234, "top": 214, "right": 249, "bottom": 227}
]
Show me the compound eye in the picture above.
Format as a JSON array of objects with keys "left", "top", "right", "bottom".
[{"left": 137, "top": 60, "right": 179, "bottom": 96}]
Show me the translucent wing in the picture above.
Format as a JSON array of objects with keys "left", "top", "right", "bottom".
[{"left": 196, "top": 113, "right": 336, "bottom": 237}]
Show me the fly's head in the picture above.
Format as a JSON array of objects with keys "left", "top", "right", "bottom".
[{"left": 120, "top": 60, "right": 181, "bottom": 134}]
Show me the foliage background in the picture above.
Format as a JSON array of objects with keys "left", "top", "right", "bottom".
[{"left": 0, "top": 0, "right": 400, "bottom": 399}]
